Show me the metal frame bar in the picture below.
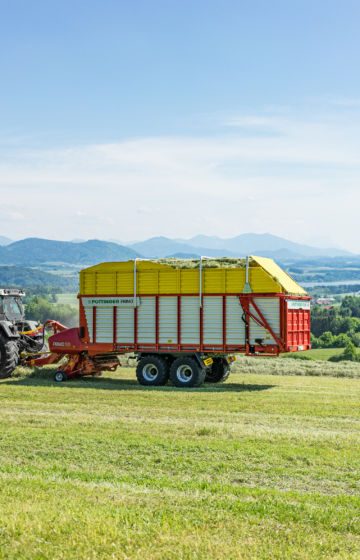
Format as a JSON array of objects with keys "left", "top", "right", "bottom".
[
  {"left": 177, "top": 295, "right": 181, "bottom": 350},
  {"left": 222, "top": 295, "right": 227, "bottom": 352},
  {"left": 155, "top": 295, "right": 159, "bottom": 349},
  {"left": 92, "top": 306, "right": 97, "bottom": 343},
  {"left": 79, "top": 292, "right": 310, "bottom": 299},
  {"left": 250, "top": 297, "right": 285, "bottom": 352},
  {"left": 239, "top": 294, "right": 285, "bottom": 353},
  {"left": 113, "top": 306, "right": 117, "bottom": 344}
]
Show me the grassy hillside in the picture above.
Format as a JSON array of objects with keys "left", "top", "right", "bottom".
[
  {"left": 0, "top": 265, "right": 77, "bottom": 292},
  {"left": 0, "top": 365, "right": 359, "bottom": 559},
  {"left": 56, "top": 292, "right": 78, "bottom": 308}
]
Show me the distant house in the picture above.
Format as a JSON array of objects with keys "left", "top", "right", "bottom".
[{"left": 316, "top": 297, "right": 335, "bottom": 306}]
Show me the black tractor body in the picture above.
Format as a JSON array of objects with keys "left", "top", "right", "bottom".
[{"left": 0, "top": 289, "right": 44, "bottom": 378}]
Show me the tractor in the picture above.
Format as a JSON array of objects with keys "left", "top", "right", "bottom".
[
  {"left": 0, "top": 289, "right": 45, "bottom": 378},
  {"left": 0, "top": 288, "right": 119, "bottom": 381}
]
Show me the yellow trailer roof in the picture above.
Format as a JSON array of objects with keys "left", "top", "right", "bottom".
[
  {"left": 79, "top": 257, "right": 307, "bottom": 296},
  {"left": 250, "top": 256, "right": 307, "bottom": 296}
]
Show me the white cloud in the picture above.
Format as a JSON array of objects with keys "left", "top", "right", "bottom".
[
  {"left": 0, "top": 108, "right": 359, "bottom": 251},
  {"left": 0, "top": 206, "right": 26, "bottom": 222},
  {"left": 223, "top": 115, "right": 282, "bottom": 128}
]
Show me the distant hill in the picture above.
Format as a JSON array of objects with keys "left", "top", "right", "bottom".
[
  {"left": 135, "top": 233, "right": 351, "bottom": 259},
  {"left": 182, "top": 233, "right": 351, "bottom": 258},
  {"left": 0, "top": 238, "right": 140, "bottom": 266},
  {"left": 129, "top": 236, "right": 230, "bottom": 258},
  {"left": 0, "top": 236, "right": 12, "bottom": 246},
  {"left": 0, "top": 266, "right": 77, "bottom": 292}
]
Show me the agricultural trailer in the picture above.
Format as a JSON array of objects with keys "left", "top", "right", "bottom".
[{"left": 16, "top": 256, "right": 311, "bottom": 388}]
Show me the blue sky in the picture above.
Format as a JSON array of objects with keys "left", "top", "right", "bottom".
[{"left": 1, "top": 0, "right": 360, "bottom": 250}]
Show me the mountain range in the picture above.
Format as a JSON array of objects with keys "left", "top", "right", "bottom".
[
  {"left": 0, "top": 234, "right": 352, "bottom": 268},
  {"left": 129, "top": 234, "right": 351, "bottom": 259}
]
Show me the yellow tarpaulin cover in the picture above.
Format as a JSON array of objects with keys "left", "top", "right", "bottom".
[
  {"left": 79, "top": 257, "right": 307, "bottom": 296},
  {"left": 250, "top": 256, "right": 307, "bottom": 296}
]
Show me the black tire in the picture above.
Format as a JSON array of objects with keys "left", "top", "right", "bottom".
[
  {"left": 0, "top": 333, "right": 19, "bottom": 379},
  {"left": 136, "top": 356, "right": 169, "bottom": 386},
  {"left": 205, "top": 357, "right": 230, "bottom": 383},
  {"left": 54, "top": 370, "right": 68, "bottom": 383},
  {"left": 169, "top": 356, "right": 206, "bottom": 388}
]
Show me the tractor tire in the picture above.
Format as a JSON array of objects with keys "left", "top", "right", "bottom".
[
  {"left": 0, "top": 333, "right": 20, "bottom": 379},
  {"left": 169, "top": 356, "right": 206, "bottom": 388},
  {"left": 136, "top": 355, "right": 169, "bottom": 386},
  {"left": 205, "top": 357, "right": 230, "bottom": 383}
]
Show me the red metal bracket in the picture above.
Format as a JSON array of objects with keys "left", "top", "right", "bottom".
[{"left": 239, "top": 295, "right": 285, "bottom": 354}]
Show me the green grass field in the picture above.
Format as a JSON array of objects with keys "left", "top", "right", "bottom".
[
  {"left": 281, "top": 347, "right": 344, "bottom": 361},
  {"left": 0, "top": 364, "right": 359, "bottom": 559},
  {"left": 55, "top": 292, "right": 78, "bottom": 308}
]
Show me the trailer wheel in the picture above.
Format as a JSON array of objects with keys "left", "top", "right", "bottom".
[
  {"left": 54, "top": 370, "right": 68, "bottom": 383},
  {"left": 0, "top": 334, "right": 19, "bottom": 379},
  {"left": 169, "top": 357, "right": 206, "bottom": 388},
  {"left": 136, "top": 356, "right": 169, "bottom": 386},
  {"left": 205, "top": 358, "right": 230, "bottom": 383}
]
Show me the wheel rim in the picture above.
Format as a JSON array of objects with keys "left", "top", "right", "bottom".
[
  {"left": 55, "top": 371, "right": 63, "bottom": 381},
  {"left": 142, "top": 363, "right": 159, "bottom": 382},
  {"left": 176, "top": 364, "right": 193, "bottom": 383}
]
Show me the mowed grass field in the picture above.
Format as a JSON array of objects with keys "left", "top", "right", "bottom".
[
  {"left": 56, "top": 292, "right": 78, "bottom": 308},
  {"left": 281, "top": 348, "right": 344, "bottom": 361},
  {"left": 0, "top": 362, "right": 359, "bottom": 559}
]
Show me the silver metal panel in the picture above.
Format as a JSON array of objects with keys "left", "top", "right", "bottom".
[
  {"left": 226, "top": 296, "right": 245, "bottom": 345},
  {"left": 181, "top": 297, "right": 199, "bottom": 344},
  {"left": 96, "top": 307, "right": 114, "bottom": 343},
  {"left": 84, "top": 306, "right": 94, "bottom": 342},
  {"left": 159, "top": 296, "right": 178, "bottom": 344},
  {"left": 116, "top": 307, "right": 134, "bottom": 343},
  {"left": 137, "top": 297, "right": 156, "bottom": 343},
  {"left": 249, "top": 297, "right": 280, "bottom": 345},
  {"left": 203, "top": 296, "right": 223, "bottom": 344}
]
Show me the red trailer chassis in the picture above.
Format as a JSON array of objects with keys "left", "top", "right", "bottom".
[{"left": 25, "top": 293, "right": 311, "bottom": 381}]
